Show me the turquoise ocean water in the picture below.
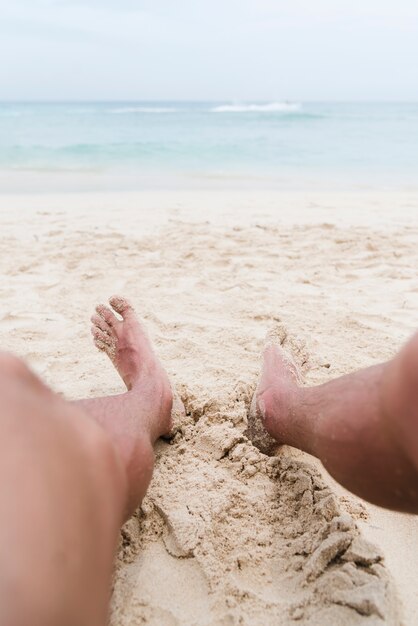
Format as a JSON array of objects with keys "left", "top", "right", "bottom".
[{"left": 0, "top": 101, "right": 417, "bottom": 191}]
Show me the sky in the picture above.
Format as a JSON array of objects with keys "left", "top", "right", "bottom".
[{"left": 1, "top": 0, "right": 417, "bottom": 101}]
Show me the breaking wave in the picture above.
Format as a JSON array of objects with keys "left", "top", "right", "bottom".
[{"left": 212, "top": 102, "right": 302, "bottom": 113}]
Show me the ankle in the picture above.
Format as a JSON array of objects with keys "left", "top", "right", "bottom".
[
  {"left": 127, "top": 378, "right": 173, "bottom": 443},
  {"left": 257, "top": 378, "right": 307, "bottom": 448}
]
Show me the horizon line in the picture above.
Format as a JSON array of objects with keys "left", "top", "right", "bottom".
[{"left": 1, "top": 99, "right": 418, "bottom": 105}]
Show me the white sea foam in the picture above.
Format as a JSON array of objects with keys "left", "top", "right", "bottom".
[
  {"left": 109, "top": 107, "right": 178, "bottom": 114},
  {"left": 212, "top": 102, "right": 302, "bottom": 113}
]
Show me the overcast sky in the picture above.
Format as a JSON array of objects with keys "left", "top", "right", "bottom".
[{"left": 1, "top": 0, "right": 417, "bottom": 101}]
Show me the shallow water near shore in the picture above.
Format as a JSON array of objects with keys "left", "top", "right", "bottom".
[{"left": 1, "top": 101, "right": 418, "bottom": 192}]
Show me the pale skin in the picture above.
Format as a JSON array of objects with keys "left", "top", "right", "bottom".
[
  {"left": 0, "top": 296, "right": 417, "bottom": 625},
  {"left": 0, "top": 297, "right": 173, "bottom": 626}
]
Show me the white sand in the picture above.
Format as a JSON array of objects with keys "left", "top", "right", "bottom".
[{"left": 1, "top": 190, "right": 417, "bottom": 625}]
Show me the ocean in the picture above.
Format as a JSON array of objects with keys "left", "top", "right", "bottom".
[{"left": 0, "top": 101, "right": 417, "bottom": 191}]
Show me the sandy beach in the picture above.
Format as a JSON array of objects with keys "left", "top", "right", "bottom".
[{"left": 1, "top": 189, "right": 417, "bottom": 625}]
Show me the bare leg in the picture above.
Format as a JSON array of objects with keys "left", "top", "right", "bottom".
[
  {"left": 75, "top": 296, "right": 173, "bottom": 514},
  {"left": 0, "top": 297, "right": 173, "bottom": 625},
  {"left": 0, "top": 355, "right": 126, "bottom": 626},
  {"left": 251, "top": 331, "right": 418, "bottom": 513}
]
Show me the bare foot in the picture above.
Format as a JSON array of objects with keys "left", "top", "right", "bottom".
[
  {"left": 90, "top": 296, "right": 173, "bottom": 443},
  {"left": 91, "top": 296, "right": 156, "bottom": 391},
  {"left": 246, "top": 326, "right": 306, "bottom": 455}
]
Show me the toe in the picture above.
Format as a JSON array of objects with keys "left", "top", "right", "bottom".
[
  {"left": 109, "top": 295, "right": 134, "bottom": 318},
  {"left": 91, "top": 326, "right": 112, "bottom": 345},
  {"left": 96, "top": 304, "right": 119, "bottom": 327},
  {"left": 91, "top": 313, "right": 111, "bottom": 334},
  {"left": 94, "top": 338, "right": 110, "bottom": 353},
  {"left": 94, "top": 336, "right": 116, "bottom": 356}
]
